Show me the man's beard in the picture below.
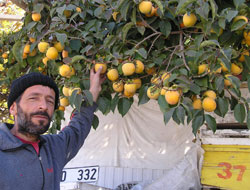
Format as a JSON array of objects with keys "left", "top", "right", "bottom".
[{"left": 16, "top": 104, "right": 52, "bottom": 136}]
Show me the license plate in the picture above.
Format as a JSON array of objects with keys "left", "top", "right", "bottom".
[{"left": 61, "top": 166, "right": 99, "bottom": 183}]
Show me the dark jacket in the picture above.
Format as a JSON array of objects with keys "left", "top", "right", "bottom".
[{"left": 0, "top": 104, "right": 97, "bottom": 190}]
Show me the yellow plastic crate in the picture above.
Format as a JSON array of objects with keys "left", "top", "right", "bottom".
[{"left": 201, "top": 144, "right": 250, "bottom": 190}]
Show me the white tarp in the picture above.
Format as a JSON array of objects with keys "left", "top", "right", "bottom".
[{"left": 63, "top": 96, "right": 201, "bottom": 172}]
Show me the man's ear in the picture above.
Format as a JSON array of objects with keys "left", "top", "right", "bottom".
[{"left": 9, "top": 102, "right": 17, "bottom": 116}]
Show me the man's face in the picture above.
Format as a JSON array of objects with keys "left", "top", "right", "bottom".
[{"left": 10, "top": 85, "right": 55, "bottom": 135}]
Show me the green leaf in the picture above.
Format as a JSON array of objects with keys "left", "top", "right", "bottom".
[
  {"left": 231, "top": 20, "right": 246, "bottom": 31},
  {"left": 122, "top": 22, "right": 134, "bottom": 42},
  {"left": 110, "top": 93, "right": 119, "bottom": 112},
  {"left": 120, "top": 0, "right": 132, "bottom": 20},
  {"left": 158, "top": 95, "right": 169, "bottom": 113},
  {"left": 33, "top": 3, "right": 44, "bottom": 13},
  {"left": 176, "top": 0, "right": 197, "bottom": 15},
  {"left": 138, "top": 85, "right": 149, "bottom": 105},
  {"left": 152, "top": 0, "right": 164, "bottom": 14},
  {"left": 118, "top": 98, "right": 133, "bottom": 117},
  {"left": 225, "top": 10, "right": 238, "bottom": 22},
  {"left": 160, "top": 21, "right": 171, "bottom": 38},
  {"left": 55, "top": 33, "right": 67, "bottom": 45},
  {"left": 69, "top": 90, "right": 78, "bottom": 107},
  {"left": 205, "top": 114, "right": 217, "bottom": 133},
  {"left": 189, "top": 83, "right": 201, "bottom": 94},
  {"left": 163, "top": 108, "right": 175, "bottom": 125},
  {"left": 209, "top": 0, "right": 218, "bottom": 21},
  {"left": 69, "top": 39, "right": 82, "bottom": 52},
  {"left": 200, "top": 40, "right": 219, "bottom": 48},
  {"left": 82, "top": 90, "right": 93, "bottom": 106},
  {"left": 234, "top": 104, "right": 246, "bottom": 124},
  {"left": 247, "top": 112, "right": 250, "bottom": 130},
  {"left": 194, "top": 34, "right": 204, "bottom": 49},
  {"left": 172, "top": 109, "right": 181, "bottom": 124},
  {"left": 92, "top": 114, "right": 99, "bottom": 130},
  {"left": 244, "top": 56, "right": 250, "bottom": 70},
  {"left": 97, "top": 97, "right": 111, "bottom": 115},
  {"left": 217, "top": 97, "right": 228, "bottom": 117},
  {"left": 177, "top": 106, "right": 185, "bottom": 124},
  {"left": 196, "top": 2, "right": 209, "bottom": 20},
  {"left": 136, "top": 48, "right": 147, "bottom": 59},
  {"left": 104, "top": 35, "right": 116, "bottom": 48},
  {"left": 74, "top": 94, "right": 83, "bottom": 112},
  {"left": 215, "top": 76, "right": 224, "bottom": 93},
  {"left": 72, "top": 55, "right": 85, "bottom": 63},
  {"left": 12, "top": 41, "right": 23, "bottom": 63},
  {"left": 192, "top": 115, "right": 204, "bottom": 135},
  {"left": 233, "top": 0, "right": 245, "bottom": 9}
]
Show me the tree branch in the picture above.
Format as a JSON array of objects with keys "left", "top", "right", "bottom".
[
  {"left": 179, "top": 32, "right": 190, "bottom": 72},
  {"left": 10, "top": 0, "right": 28, "bottom": 11}
]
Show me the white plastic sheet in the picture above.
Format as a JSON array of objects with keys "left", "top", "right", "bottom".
[{"left": 63, "top": 96, "right": 200, "bottom": 172}]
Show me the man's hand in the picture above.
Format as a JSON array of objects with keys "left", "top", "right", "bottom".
[{"left": 89, "top": 67, "right": 106, "bottom": 102}]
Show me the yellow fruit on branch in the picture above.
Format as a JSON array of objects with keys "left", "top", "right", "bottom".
[
  {"left": 32, "top": 13, "right": 41, "bottom": 22},
  {"left": 69, "top": 87, "right": 81, "bottom": 96},
  {"left": 224, "top": 74, "right": 232, "bottom": 87},
  {"left": 60, "top": 97, "right": 69, "bottom": 107},
  {"left": 46, "top": 47, "right": 58, "bottom": 60},
  {"left": 95, "top": 63, "right": 107, "bottom": 74},
  {"left": 124, "top": 83, "right": 137, "bottom": 94},
  {"left": 29, "top": 37, "right": 36, "bottom": 43},
  {"left": 22, "top": 52, "right": 27, "bottom": 59},
  {"left": 58, "top": 106, "right": 65, "bottom": 111},
  {"left": 193, "top": 98, "right": 202, "bottom": 110},
  {"left": 161, "top": 72, "right": 171, "bottom": 82},
  {"left": 62, "top": 86, "right": 70, "bottom": 97},
  {"left": 233, "top": 15, "right": 248, "bottom": 30},
  {"left": 231, "top": 63, "right": 243, "bottom": 75},
  {"left": 59, "top": 64, "right": 71, "bottom": 77},
  {"left": 29, "top": 49, "right": 37, "bottom": 57},
  {"left": 220, "top": 62, "right": 229, "bottom": 72},
  {"left": 138, "top": 1, "right": 152, "bottom": 14},
  {"left": 135, "top": 60, "right": 144, "bottom": 74},
  {"left": 122, "top": 62, "right": 135, "bottom": 76},
  {"left": 76, "top": 7, "right": 81, "bottom": 13},
  {"left": 198, "top": 64, "right": 208, "bottom": 75},
  {"left": 243, "top": 30, "right": 250, "bottom": 41},
  {"left": 183, "top": 13, "right": 197, "bottom": 27},
  {"left": 63, "top": 10, "right": 72, "bottom": 18},
  {"left": 145, "top": 6, "right": 157, "bottom": 17},
  {"left": 238, "top": 50, "right": 249, "bottom": 62},
  {"left": 210, "top": 28, "right": 223, "bottom": 36},
  {"left": 112, "top": 12, "right": 119, "bottom": 21},
  {"left": 54, "top": 42, "right": 64, "bottom": 52},
  {"left": 145, "top": 67, "right": 156, "bottom": 75},
  {"left": 203, "top": 90, "right": 216, "bottom": 99},
  {"left": 151, "top": 76, "right": 161, "bottom": 85},
  {"left": 113, "top": 81, "right": 124, "bottom": 92},
  {"left": 123, "top": 90, "right": 135, "bottom": 98},
  {"left": 38, "top": 42, "right": 49, "bottom": 53},
  {"left": 107, "top": 69, "right": 119, "bottom": 81},
  {"left": 23, "top": 44, "right": 30, "bottom": 54},
  {"left": 132, "top": 78, "right": 142, "bottom": 89},
  {"left": 62, "top": 50, "right": 68, "bottom": 58},
  {"left": 161, "top": 88, "right": 167, "bottom": 96},
  {"left": 202, "top": 97, "right": 216, "bottom": 112},
  {"left": 165, "top": 90, "right": 180, "bottom": 105},
  {"left": 2, "top": 52, "right": 8, "bottom": 59},
  {"left": 147, "top": 86, "right": 160, "bottom": 99},
  {"left": 42, "top": 57, "right": 49, "bottom": 66}
]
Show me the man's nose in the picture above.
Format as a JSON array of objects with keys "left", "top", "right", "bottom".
[{"left": 38, "top": 98, "right": 48, "bottom": 110}]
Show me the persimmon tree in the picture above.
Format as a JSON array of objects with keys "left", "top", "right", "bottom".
[{"left": 1, "top": 0, "right": 250, "bottom": 134}]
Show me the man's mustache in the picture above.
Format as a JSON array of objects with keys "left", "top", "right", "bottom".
[{"left": 30, "top": 111, "right": 51, "bottom": 120}]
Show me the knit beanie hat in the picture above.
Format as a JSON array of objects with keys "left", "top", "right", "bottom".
[{"left": 8, "top": 72, "right": 59, "bottom": 110}]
